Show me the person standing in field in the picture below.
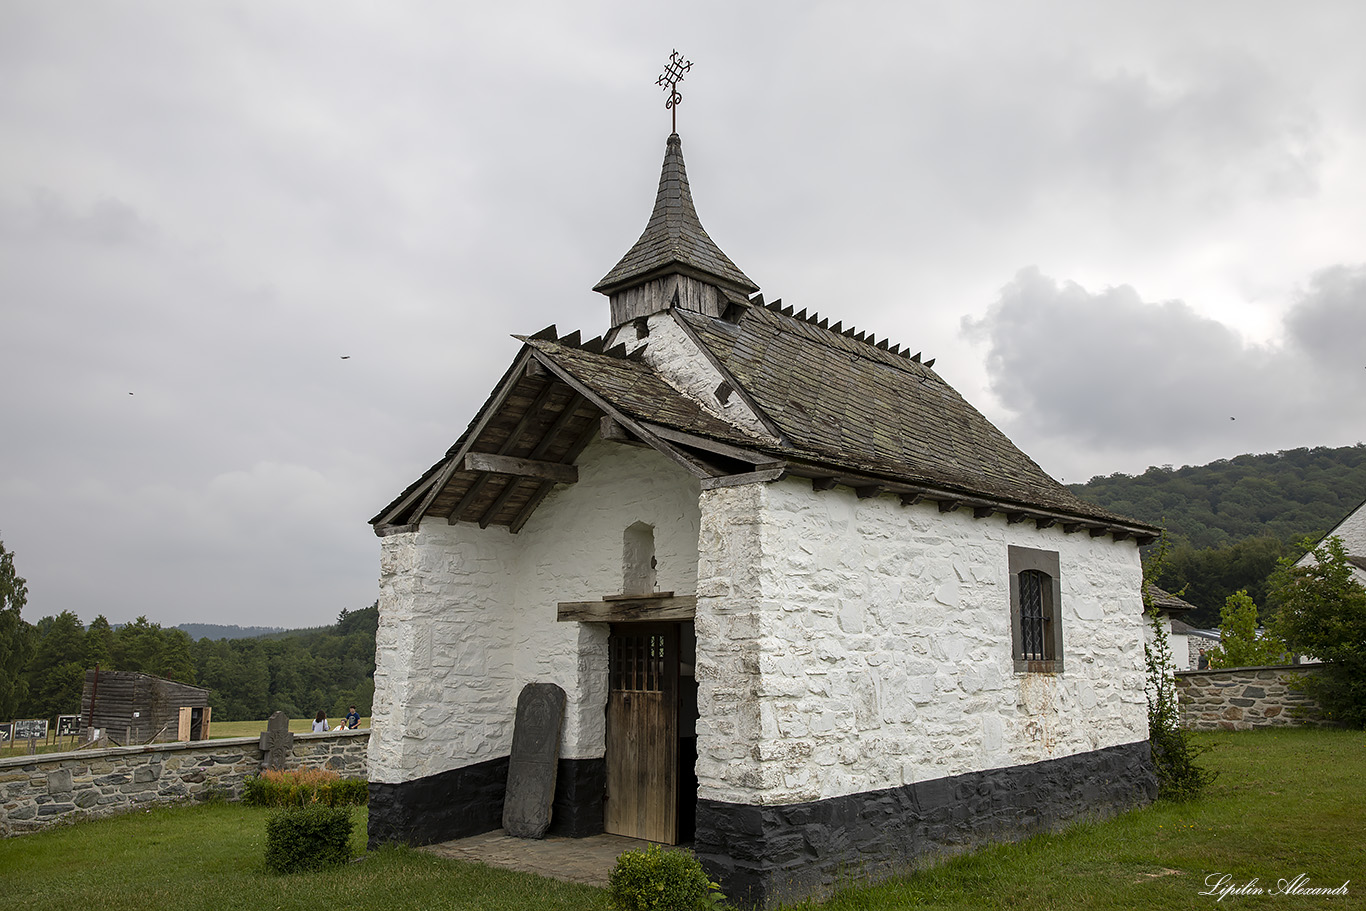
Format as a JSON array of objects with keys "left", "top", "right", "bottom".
[{"left": 312, "top": 710, "right": 329, "bottom": 732}]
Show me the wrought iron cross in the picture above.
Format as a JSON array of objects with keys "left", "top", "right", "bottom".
[{"left": 657, "top": 50, "right": 693, "bottom": 133}]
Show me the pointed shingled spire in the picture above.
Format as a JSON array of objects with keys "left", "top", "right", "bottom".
[{"left": 594, "top": 133, "right": 758, "bottom": 297}]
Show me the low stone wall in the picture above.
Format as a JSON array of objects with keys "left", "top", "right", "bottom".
[
  {"left": 0, "top": 729, "right": 368, "bottom": 837},
  {"left": 1175, "top": 665, "right": 1327, "bottom": 731}
]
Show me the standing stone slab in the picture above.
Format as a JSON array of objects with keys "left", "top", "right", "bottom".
[
  {"left": 259, "top": 711, "right": 295, "bottom": 772},
  {"left": 503, "top": 683, "right": 566, "bottom": 838}
]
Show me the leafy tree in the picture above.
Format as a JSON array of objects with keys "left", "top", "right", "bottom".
[
  {"left": 1270, "top": 536, "right": 1366, "bottom": 727},
  {"left": 85, "top": 615, "right": 115, "bottom": 668},
  {"left": 0, "top": 538, "right": 35, "bottom": 718},
  {"left": 112, "top": 616, "right": 196, "bottom": 683},
  {"left": 1143, "top": 533, "right": 1215, "bottom": 800},
  {"left": 1152, "top": 536, "right": 1288, "bottom": 626},
  {"left": 1207, "top": 590, "right": 1286, "bottom": 668},
  {"left": 21, "top": 610, "right": 87, "bottom": 721}
]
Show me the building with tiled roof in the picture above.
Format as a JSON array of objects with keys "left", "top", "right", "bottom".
[{"left": 367, "top": 131, "right": 1160, "bottom": 908}]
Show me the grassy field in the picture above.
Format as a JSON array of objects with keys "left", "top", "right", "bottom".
[
  {"left": 208, "top": 717, "right": 371, "bottom": 738},
  {"left": 0, "top": 718, "right": 372, "bottom": 759},
  {"left": 0, "top": 728, "right": 1361, "bottom": 911}
]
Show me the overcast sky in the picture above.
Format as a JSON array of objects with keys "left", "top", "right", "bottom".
[{"left": 3, "top": 1, "right": 1364, "bottom": 630}]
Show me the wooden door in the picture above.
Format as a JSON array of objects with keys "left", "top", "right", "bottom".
[{"left": 605, "top": 623, "right": 678, "bottom": 843}]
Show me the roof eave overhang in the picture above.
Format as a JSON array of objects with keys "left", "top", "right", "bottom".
[
  {"left": 775, "top": 458, "right": 1162, "bottom": 544},
  {"left": 593, "top": 261, "right": 758, "bottom": 298}
]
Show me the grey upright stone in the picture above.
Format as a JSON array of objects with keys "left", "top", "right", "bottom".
[
  {"left": 503, "top": 682, "right": 566, "bottom": 838},
  {"left": 259, "top": 711, "right": 295, "bottom": 772}
]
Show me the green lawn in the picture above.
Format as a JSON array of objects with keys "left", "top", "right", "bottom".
[
  {"left": 0, "top": 728, "right": 1361, "bottom": 911},
  {"left": 794, "top": 728, "right": 1364, "bottom": 910}
]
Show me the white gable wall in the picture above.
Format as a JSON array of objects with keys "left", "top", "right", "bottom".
[
  {"left": 1298, "top": 498, "right": 1366, "bottom": 588},
  {"left": 695, "top": 478, "right": 1148, "bottom": 807},
  {"left": 368, "top": 437, "right": 701, "bottom": 785}
]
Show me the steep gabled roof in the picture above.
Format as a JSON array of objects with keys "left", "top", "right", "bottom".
[
  {"left": 373, "top": 313, "right": 1156, "bottom": 538},
  {"left": 374, "top": 133, "right": 1157, "bottom": 540},
  {"left": 677, "top": 302, "right": 1129, "bottom": 522},
  {"left": 594, "top": 133, "right": 758, "bottom": 296}
]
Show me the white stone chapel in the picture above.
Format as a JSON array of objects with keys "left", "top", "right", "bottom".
[{"left": 366, "top": 129, "right": 1162, "bottom": 908}]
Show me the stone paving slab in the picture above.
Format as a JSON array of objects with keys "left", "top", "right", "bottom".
[{"left": 419, "top": 829, "right": 690, "bottom": 887}]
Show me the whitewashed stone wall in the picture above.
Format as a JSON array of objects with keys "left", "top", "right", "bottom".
[
  {"left": 1299, "top": 501, "right": 1366, "bottom": 587},
  {"left": 611, "top": 312, "right": 774, "bottom": 440},
  {"left": 1168, "top": 629, "right": 1190, "bottom": 670},
  {"left": 694, "top": 478, "right": 1148, "bottom": 807},
  {"left": 369, "top": 438, "right": 701, "bottom": 784}
]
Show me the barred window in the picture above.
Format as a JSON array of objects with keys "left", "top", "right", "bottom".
[
  {"left": 1018, "top": 569, "right": 1053, "bottom": 661},
  {"left": 1009, "top": 546, "right": 1063, "bottom": 673}
]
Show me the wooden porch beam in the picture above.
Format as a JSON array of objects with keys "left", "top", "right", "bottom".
[
  {"left": 462, "top": 453, "right": 578, "bottom": 484},
  {"left": 448, "top": 368, "right": 559, "bottom": 523},
  {"left": 508, "top": 413, "right": 599, "bottom": 534},
  {"left": 638, "top": 422, "right": 783, "bottom": 468},
  {"left": 527, "top": 352, "right": 719, "bottom": 479},
  {"left": 699, "top": 468, "right": 786, "bottom": 490},
  {"left": 557, "top": 594, "right": 698, "bottom": 623},
  {"left": 417, "top": 348, "right": 535, "bottom": 523}
]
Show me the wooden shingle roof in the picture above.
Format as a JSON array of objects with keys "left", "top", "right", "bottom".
[
  {"left": 678, "top": 302, "right": 1141, "bottom": 525},
  {"left": 373, "top": 132, "right": 1156, "bottom": 541},
  {"left": 593, "top": 133, "right": 758, "bottom": 297},
  {"left": 373, "top": 310, "right": 1156, "bottom": 538}
]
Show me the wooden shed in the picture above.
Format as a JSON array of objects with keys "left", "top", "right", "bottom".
[{"left": 80, "top": 670, "right": 212, "bottom": 745}]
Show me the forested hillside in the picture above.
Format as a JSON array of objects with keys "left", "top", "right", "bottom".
[
  {"left": 1069, "top": 444, "right": 1366, "bottom": 548},
  {"left": 175, "top": 623, "right": 285, "bottom": 641},
  {"left": 1069, "top": 443, "right": 1366, "bottom": 626},
  {"left": 8, "top": 605, "right": 377, "bottom": 725}
]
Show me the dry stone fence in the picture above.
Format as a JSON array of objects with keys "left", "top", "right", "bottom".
[
  {"left": 1174, "top": 664, "right": 1328, "bottom": 731},
  {"left": 0, "top": 728, "right": 368, "bottom": 837}
]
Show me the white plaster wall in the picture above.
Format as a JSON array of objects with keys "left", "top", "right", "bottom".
[
  {"left": 1298, "top": 500, "right": 1366, "bottom": 588},
  {"left": 611, "top": 312, "right": 774, "bottom": 440},
  {"left": 368, "top": 437, "right": 701, "bottom": 783},
  {"left": 1169, "top": 632, "right": 1191, "bottom": 670},
  {"left": 694, "top": 478, "right": 1149, "bottom": 806},
  {"left": 369, "top": 521, "right": 519, "bottom": 784},
  {"left": 509, "top": 438, "right": 701, "bottom": 759}
]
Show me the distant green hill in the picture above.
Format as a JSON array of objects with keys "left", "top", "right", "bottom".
[
  {"left": 1068, "top": 444, "right": 1366, "bottom": 549},
  {"left": 1068, "top": 443, "right": 1366, "bottom": 626},
  {"left": 176, "top": 623, "right": 286, "bottom": 641}
]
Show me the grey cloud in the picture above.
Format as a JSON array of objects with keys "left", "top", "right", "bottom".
[
  {"left": 4, "top": 2, "right": 1366, "bottom": 628},
  {"left": 0, "top": 190, "right": 154, "bottom": 246},
  {"left": 1284, "top": 265, "right": 1366, "bottom": 369},
  {"left": 961, "top": 266, "right": 1365, "bottom": 460}
]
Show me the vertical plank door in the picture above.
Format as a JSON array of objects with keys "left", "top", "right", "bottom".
[{"left": 605, "top": 623, "right": 678, "bottom": 844}]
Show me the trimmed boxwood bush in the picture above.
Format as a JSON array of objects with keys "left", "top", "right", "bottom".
[
  {"left": 607, "top": 843, "right": 723, "bottom": 911},
  {"left": 264, "top": 804, "right": 353, "bottom": 873},
  {"left": 243, "top": 768, "right": 368, "bottom": 807}
]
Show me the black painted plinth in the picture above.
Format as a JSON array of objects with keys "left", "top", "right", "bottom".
[
  {"left": 694, "top": 740, "right": 1157, "bottom": 909},
  {"left": 368, "top": 756, "right": 604, "bottom": 850},
  {"left": 549, "top": 757, "right": 606, "bottom": 837}
]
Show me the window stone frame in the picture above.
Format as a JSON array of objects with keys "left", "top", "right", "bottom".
[{"left": 1008, "top": 545, "right": 1064, "bottom": 674}]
